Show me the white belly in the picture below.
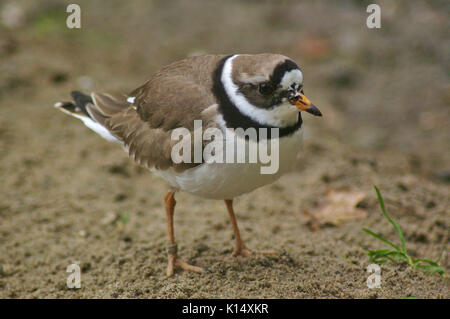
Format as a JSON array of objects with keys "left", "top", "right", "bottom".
[{"left": 152, "top": 129, "right": 303, "bottom": 200}]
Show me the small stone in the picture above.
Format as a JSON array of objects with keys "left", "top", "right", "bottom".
[{"left": 101, "top": 212, "right": 117, "bottom": 225}]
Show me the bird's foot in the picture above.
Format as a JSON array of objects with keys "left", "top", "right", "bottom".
[
  {"left": 227, "top": 244, "right": 278, "bottom": 259},
  {"left": 166, "top": 244, "right": 203, "bottom": 277}
]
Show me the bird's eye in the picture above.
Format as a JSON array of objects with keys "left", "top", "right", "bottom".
[{"left": 258, "top": 83, "right": 274, "bottom": 95}]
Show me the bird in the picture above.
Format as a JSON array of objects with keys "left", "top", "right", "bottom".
[{"left": 54, "top": 53, "right": 322, "bottom": 276}]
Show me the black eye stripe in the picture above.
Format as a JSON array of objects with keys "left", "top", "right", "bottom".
[
  {"left": 258, "top": 82, "right": 275, "bottom": 95},
  {"left": 270, "top": 59, "right": 300, "bottom": 86}
]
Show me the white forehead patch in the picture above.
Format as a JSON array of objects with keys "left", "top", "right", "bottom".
[{"left": 280, "top": 69, "right": 303, "bottom": 89}]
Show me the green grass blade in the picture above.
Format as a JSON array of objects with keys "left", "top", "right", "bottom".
[
  {"left": 414, "top": 258, "right": 440, "bottom": 266},
  {"left": 363, "top": 227, "right": 400, "bottom": 251},
  {"left": 363, "top": 187, "right": 446, "bottom": 276},
  {"left": 367, "top": 249, "right": 405, "bottom": 259},
  {"left": 414, "top": 259, "right": 445, "bottom": 274},
  {"left": 415, "top": 264, "right": 445, "bottom": 275},
  {"left": 374, "top": 186, "right": 407, "bottom": 254},
  {"left": 367, "top": 249, "right": 407, "bottom": 264},
  {"left": 366, "top": 252, "right": 391, "bottom": 263},
  {"left": 370, "top": 257, "right": 390, "bottom": 264}
]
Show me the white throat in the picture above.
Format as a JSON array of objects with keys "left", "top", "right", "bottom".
[{"left": 221, "top": 55, "right": 299, "bottom": 128}]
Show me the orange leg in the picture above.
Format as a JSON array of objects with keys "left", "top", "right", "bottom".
[
  {"left": 165, "top": 191, "right": 203, "bottom": 277},
  {"left": 224, "top": 199, "right": 277, "bottom": 258}
]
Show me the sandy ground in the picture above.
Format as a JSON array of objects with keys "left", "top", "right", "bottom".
[{"left": 0, "top": 0, "right": 448, "bottom": 298}]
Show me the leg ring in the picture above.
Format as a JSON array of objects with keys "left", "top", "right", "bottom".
[{"left": 167, "top": 243, "right": 178, "bottom": 255}]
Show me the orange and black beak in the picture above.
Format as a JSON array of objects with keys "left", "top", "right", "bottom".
[{"left": 289, "top": 93, "right": 322, "bottom": 117}]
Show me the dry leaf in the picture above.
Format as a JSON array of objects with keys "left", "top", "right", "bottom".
[{"left": 305, "top": 190, "right": 368, "bottom": 230}]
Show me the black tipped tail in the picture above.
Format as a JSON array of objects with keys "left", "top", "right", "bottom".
[
  {"left": 54, "top": 101, "right": 76, "bottom": 112},
  {"left": 70, "top": 91, "right": 93, "bottom": 117},
  {"left": 54, "top": 91, "right": 125, "bottom": 144},
  {"left": 54, "top": 91, "right": 94, "bottom": 119}
]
